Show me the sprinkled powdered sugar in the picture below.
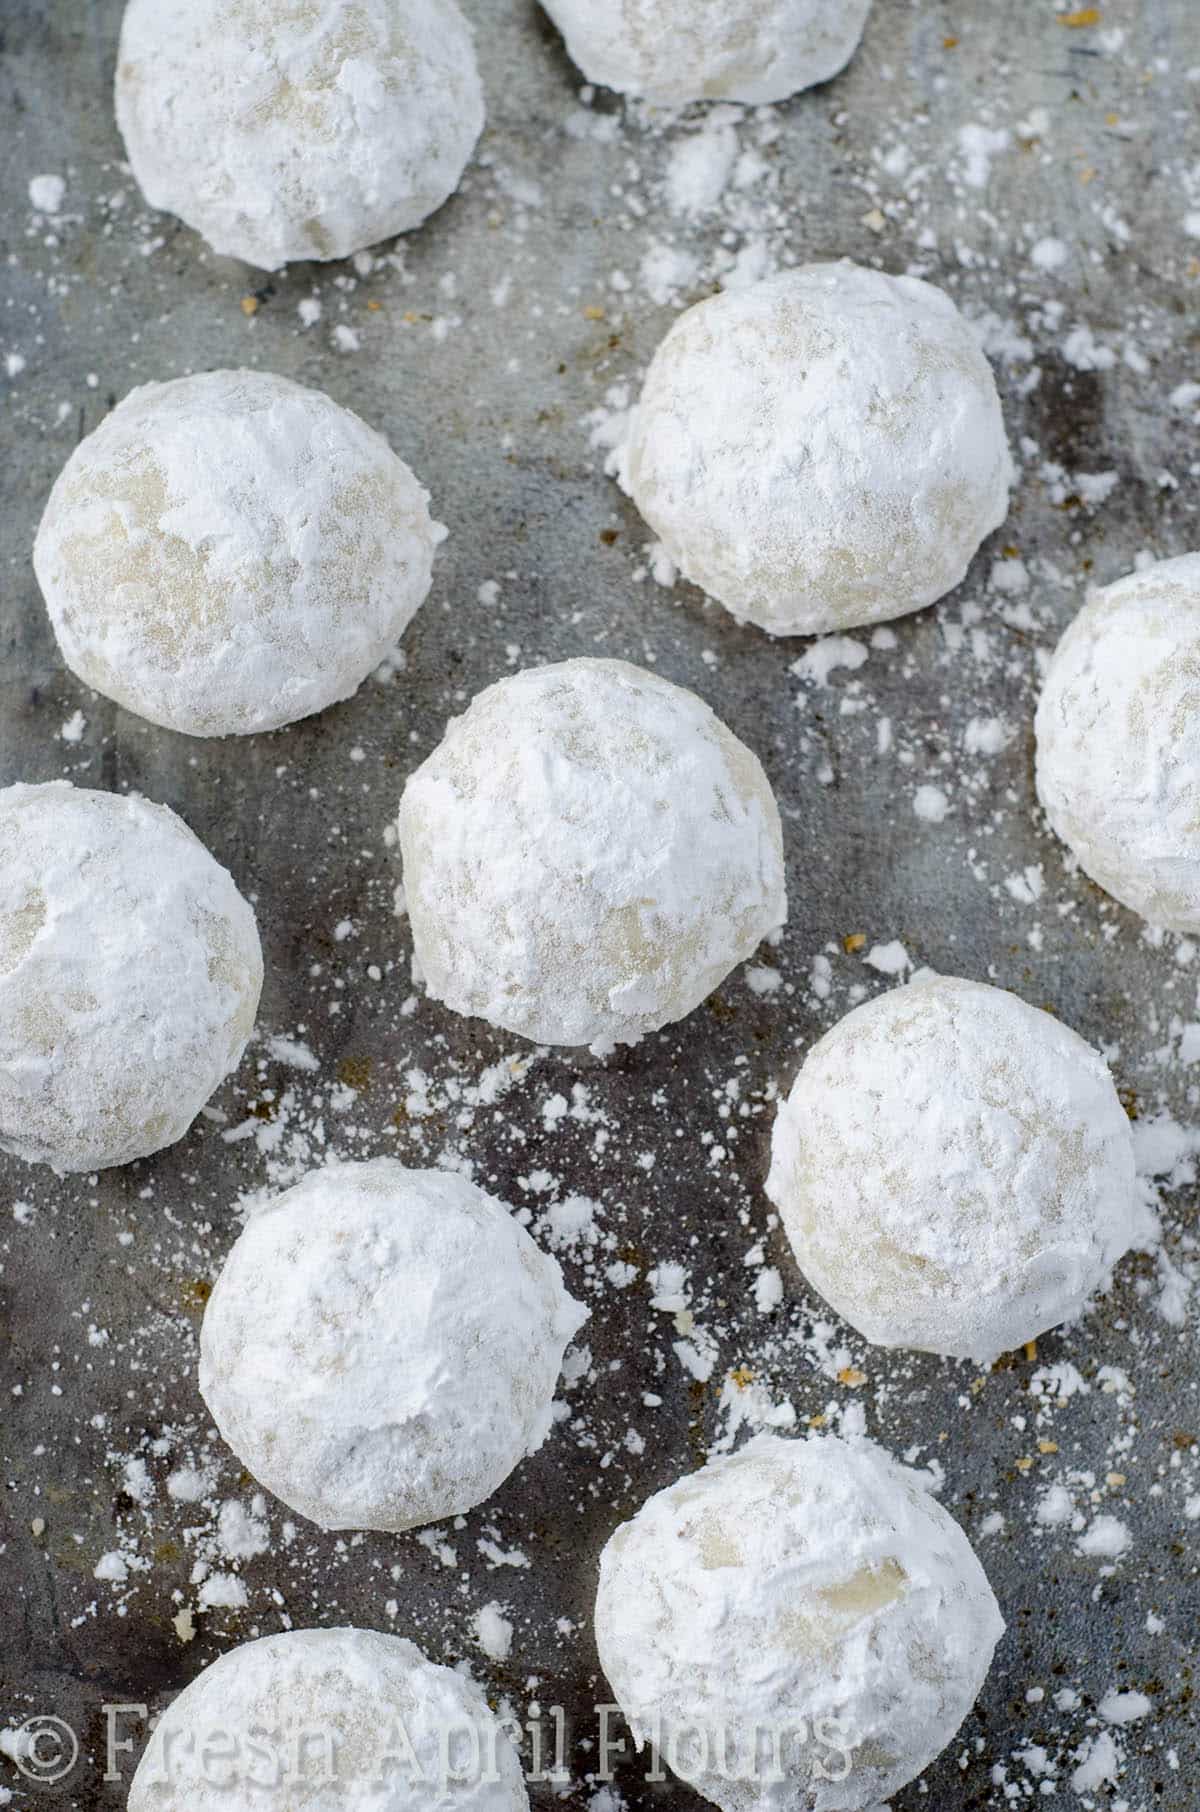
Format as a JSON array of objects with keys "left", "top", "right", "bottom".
[
  {"left": 397, "top": 658, "right": 786, "bottom": 1048},
  {"left": 0, "top": 782, "right": 262, "bottom": 1174},
  {"left": 199, "top": 1158, "right": 588, "bottom": 1532},
  {"left": 1035, "top": 551, "right": 1200, "bottom": 933},
  {"left": 595, "top": 1432, "right": 1004, "bottom": 1812},
  {"left": 617, "top": 263, "right": 1013, "bottom": 637},
  {"left": 128, "top": 1626, "right": 530, "bottom": 1811},
  {"left": 538, "top": 0, "right": 873, "bottom": 108},
  {"left": 34, "top": 369, "right": 439, "bottom": 737},
  {"left": 115, "top": 0, "right": 484, "bottom": 270},
  {"left": 767, "top": 976, "right": 1145, "bottom": 1364}
]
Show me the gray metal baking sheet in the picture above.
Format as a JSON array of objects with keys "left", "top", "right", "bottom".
[{"left": 2, "top": 1, "right": 1199, "bottom": 1808}]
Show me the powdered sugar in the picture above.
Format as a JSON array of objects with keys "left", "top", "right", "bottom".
[
  {"left": 27, "top": 173, "right": 65, "bottom": 215},
  {"left": 663, "top": 115, "right": 740, "bottom": 216}
]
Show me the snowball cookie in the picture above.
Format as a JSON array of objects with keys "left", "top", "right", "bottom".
[
  {"left": 397, "top": 658, "right": 786, "bottom": 1047},
  {"left": 767, "top": 976, "right": 1138, "bottom": 1363},
  {"left": 540, "top": 0, "right": 872, "bottom": 105},
  {"left": 199, "top": 1158, "right": 587, "bottom": 1531},
  {"left": 128, "top": 1627, "right": 530, "bottom": 1812},
  {"left": 34, "top": 370, "right": 438, "bottom": 738},
  {"left": 0, "top": 783, "right": 261, "bottom": 1174},
  {"left": 1036, "top": 552, "right": 1200, "bottom": 931},
  {"left": 595, "top": 1432, "right": 1003, "bottom": 1812},
  {"left": 618, "top": 263, "right": 1012, "bottom": 637},
  {"left": 115, "top": 0, "right": 484, "bottom": 269}
]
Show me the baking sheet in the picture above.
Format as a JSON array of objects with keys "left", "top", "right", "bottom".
[{"left": 2, "top": 1, "right": 1200, "bottom": 1806}]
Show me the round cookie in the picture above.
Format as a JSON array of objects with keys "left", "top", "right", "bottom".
[
  {"left": 397, "top": 658, "right": 787, "bottom": 1048},
  {"left": 0, "top": 782, "right": 261, "bottom": 1173},
  {"left": 766, "top": 975, "right": 1138, "bottom": 1362},
  {"left": 34, "top": 370, "right": 438, "bottom": 737},
  {"left": 116, "top": 0, "right": 484, "bottom": 269},
  {"left": 128, "top": 1627, "right": 530, "bottom": 1812},
  {"left": 199, "top": 1159, "right": 588, "bottom": 1531},
  {"left": 539, "top": 0, "right": 872, "bottom": 106},
  {"left": 618, "top": 263, "right": 1012, "bottom": 636},
  {"left": 595, "top": 1433, "right": 1004, "bottom": 1812},
  {"left": 1035, "top": 551, "right": 1200, "bottom": 931}
]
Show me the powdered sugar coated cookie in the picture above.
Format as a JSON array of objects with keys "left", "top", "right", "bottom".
[
  {"left": 541, "top": 0, "right": 872, "bottom": 106},
  {"left": 34, "top": 370, "right": 438, "bottom": 737},
  {"left": 0, "top": 782, "right": 261, "bottom": 1173},
  {"left": 619, "top": 263, "right": 1012, "bottom": 637},
  {"left": 767, "top": 976, "right": 1138, "bottom": 1362},
  {"left": 397, "top": 658, "right": 787, "bottom": 1048},
  {"left": 595, "top": 1433, "right": 1003, "bottom": 1812},
  {"left": 200, "top": 1159, "right": 588, "bottom": 1532},
  {"left": 129, "top": 1627, "right": 530, "bottom": 1812},
  {"left": 116, "top": 0, "right": 484, "bottom": 269},
  {"left": 1035, "top": 551, "right": 1200, "bottom": 931}
]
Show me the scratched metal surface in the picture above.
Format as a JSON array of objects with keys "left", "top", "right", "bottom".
[{"left": 2, "top": 1, "right": 1199, "bottom": 1807}]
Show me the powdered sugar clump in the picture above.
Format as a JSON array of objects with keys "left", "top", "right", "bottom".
[{"left": 28, "top": 173, "right": 65, "bottom": 214}]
